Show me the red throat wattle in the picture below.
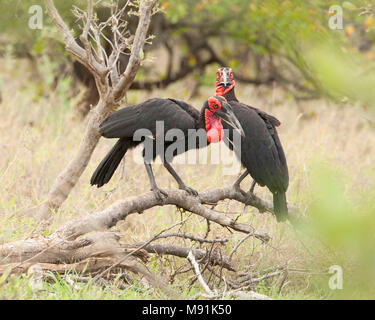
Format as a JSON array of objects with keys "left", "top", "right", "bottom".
[
  {"left": 215, "top": 80, "right": 235, "bottom": 96},
  {"left": 205, "top": 109, "right": 223, "bottom": 143}
]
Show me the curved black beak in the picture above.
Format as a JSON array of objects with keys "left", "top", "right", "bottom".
[{"left": 215, "top": 101, "right": 245, "bottom": 137}]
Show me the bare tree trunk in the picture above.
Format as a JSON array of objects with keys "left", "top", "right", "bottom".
[
  {"left": 37, "top": 0, "right": 158, "bottom": 220},
  {"left": 37, "top": 100, "right": 111, "bottom": 219}
]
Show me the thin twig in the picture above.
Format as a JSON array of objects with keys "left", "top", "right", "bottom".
[
  {"left": 154, "top": 233, "right": 227, "bottom": 244},
  {"left": 187, "top": 251, "right": 214, "bottom": 296},
  {"left": 229, "top": 233, "right": 254, "bottom": 261}
]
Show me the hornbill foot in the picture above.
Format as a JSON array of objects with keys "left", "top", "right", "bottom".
[
  {"left": 152, "top": 187, "right": 168, "bottom": 201},
  {"left": 179, "top": 184, "right": 198, "bottom": 196}
]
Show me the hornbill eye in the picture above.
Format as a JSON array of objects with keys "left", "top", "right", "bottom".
[{"left": 213, "top": 103, "right": 219, "bottom": 109}]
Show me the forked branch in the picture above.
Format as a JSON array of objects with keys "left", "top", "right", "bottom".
[{"left": 37, "top": 0, "right": 158, "bottom": 220}]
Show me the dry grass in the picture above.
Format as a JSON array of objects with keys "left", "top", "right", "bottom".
[{"left": 1, "top": 56, "right": 375, "bottom": 299}]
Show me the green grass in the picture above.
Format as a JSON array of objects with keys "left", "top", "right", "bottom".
[{"left": 0, "top": 273, "right": 159, "bottom": 300}]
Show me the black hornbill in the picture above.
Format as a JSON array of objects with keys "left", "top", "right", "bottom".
[
  {"left": 215, "top": 67, "right": 289, "bottom": 221},
  {"left": 90, "top": 96, "right": 245, "bottom": 200}
]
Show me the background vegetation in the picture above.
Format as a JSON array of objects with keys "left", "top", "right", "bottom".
[{"left": 1, "top": 0, "right": 375, "bottom": 299}]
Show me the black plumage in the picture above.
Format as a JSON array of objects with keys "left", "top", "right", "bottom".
[
  {"left": 216, "top": 67, "right": 289, "bottom": 221},
  {"left": 91, "top": 96, "right": 244, "bottom": 200}
]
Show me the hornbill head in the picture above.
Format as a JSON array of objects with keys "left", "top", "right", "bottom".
[
  {"left": 203, "top": 96, "right": 245, "bottom": 143},
  {"left": 216, "top": 67, "right": 235, "bottom": 94}
]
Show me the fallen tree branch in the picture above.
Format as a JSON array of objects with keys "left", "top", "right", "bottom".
[
  {"left": 152, "top": 233, "right": 228, "bottom": 244},
  {"left": 126, "top": 242, "right": 235, "bottom": 271},
  {"left": 2, "top": 185, "right": 299, "bottom": 266},
  {"left": 91, "top": 218, "right": 189, "bottom": 282},
  {"left": 0, "top": 257, "right": 142, "bottom": 276},
  {"left": 51, "top": 187, "right": 275, "bottom": 243},
  {"left": 0, "top": 256, "right": 177, "bottom": 298},
  {"left": 0, "top": 186, "right": 299, "bottom": 296},
  {"left": 230, "top": 265, "right": 287, "bottom": 289}
]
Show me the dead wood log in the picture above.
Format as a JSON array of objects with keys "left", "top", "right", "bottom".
[
  {"left": 0, "top": 257, "right": 142, "bottom": 276},
  {"left": 1, "top": 185, "right": 300, "bottom": 266},
  {"left": 1, "top": 187, "right": 275, "bottom": 265},
  {"left": 0, "top": 186, "right": 299, "bottom": 295}
]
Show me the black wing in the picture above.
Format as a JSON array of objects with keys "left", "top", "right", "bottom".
[
  {"left": 243, "top": 103, "right": 281, "bottom": 127},
  {"left": 223, "top": 101, "right": 288, "bottom": 193},
  {"left": 99, "top": 98, "right": 199, "bottom": 138}
]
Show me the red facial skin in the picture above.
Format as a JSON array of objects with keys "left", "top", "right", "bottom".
[
  {"left": 205, "top": 97, "right": 227, "bottom": 143},
  {"left": 215, "top": 68, "right": 235, "bottom": 96}
]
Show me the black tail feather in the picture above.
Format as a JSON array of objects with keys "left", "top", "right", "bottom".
[
  {"left": 273, "top": 192, "right": 288, "bottom": 222},
  {"left": 90, "top": 138, "right": 129, "bottom": 187}
]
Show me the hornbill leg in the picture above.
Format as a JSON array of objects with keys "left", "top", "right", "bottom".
[
  {"left": 144, "top": 162, "right": 168, "bottom": 201},
  {"left": 233, "top": 170, "right": 249, "bottom": 197},
  {"left": 163, "top": 162, "right": 198, "bottom": 196},
  {"left": 233, "top": 170, "right": 249, "bottom": 188},
  {"left": 249, "top": 180, "right": 256, "bottom": 193}
]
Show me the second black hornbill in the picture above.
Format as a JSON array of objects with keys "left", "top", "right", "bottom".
[
  {"left": 215, "top": 67, "right": 289, "bottom": 221},
  {"left": 90, "top": 96, "right": 245, "bottom": 200}
]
